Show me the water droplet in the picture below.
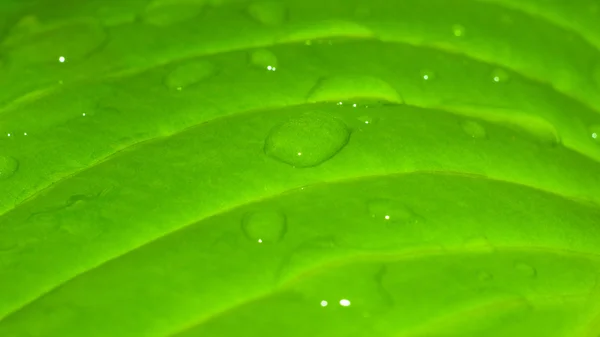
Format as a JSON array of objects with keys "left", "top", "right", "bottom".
[
  {"left": 514, "top": 262, "right": 537, "bottom": 278},
  {"left": 241, "top": 210, "right": 287, "bottom": 243},
  {"left": 143, "top": 0, "right": 206, "bottom": 26},
  {"left": 0, "top": 156, "right": 18, "bottom": 180},
  {"left": 307, "top": 76, "right": 403, "bottom": 104},
  {"left": 247, "top": 1, "right": 287, "bottom": 26},
  {"left": 164, "top": 60, "right": 217, "bottom": 89},
  {"left": 460, "top": 120, "right": 487, "bottom": 139},
  {"left": 339, "top": 299, "right": 351, "bottom": 307},
  {"left": 250, "top": 49, "right": 278, "bottom": 70},
  {"left": 491, "top": 68, "right": 510, "bottom": 83},
  {"left": 478, "top": 271, "right": 494, "bottom": 282},
  {"left": 367, "top": 199, "right": 421, "bottom": 225},
  {"left": 265, "top": 112, "right": 350, "bottom": 168},
  {"left": 452, "top": 24, "right": 465, "bottom": 37},
  {"left": 357, "top": 115, "right": 376, "bottom": 125},
  {"left": 590, "top": 124, "right": 600, "bottom": 143},
  {"left": 420, "top": 69, "right": 435, "bottom": 81},
  {"left": 320, "top": 300, "right": 328, "bottom": 307},
  {"left": 6, "top": 20, "right": 106, "bottom": 64}
]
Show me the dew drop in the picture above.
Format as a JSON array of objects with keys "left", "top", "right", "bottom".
[
  {"left": 460, "top": 120, "right": 487, "bottom": 139},
  {"left": 367, "top": 199, "right": 421, "bottom": 225},
  {"left": 452, "top": 24, "right": 465, "bottom": 37},
  {"left": 514, "top": 262, "right": 537, "bottom": 278},
  {"left": 164, "top": 60, "right": 217, "bottom": 89},
  {"left": 491, "top": 68, "right": 510, "bottom": 83},
  {"left": 143, "top": 0, "right": 206, "bottom": 26},
  {"left": 247, "top": 1, "right": 287, "bottom": 26},
  {"left": 241, "top": 210, "right": 287, "bottom": 243},
  {"left": 420, "top": 69, "right": 435, "bottom": 81},
  {"left": 6, "top": 20, "right": 107, "bottom": 64},
  {"left": 590, "top": 124, "right": 600, "bottom": 143},
  {"left": 358, "top": 115, "right": 375, "bottom": 125},
  {"left": 265, "top": 112, "right": 350, "bottom": 168},
  {"left": 250, "top": 49, "right": 278, "bottom": 70},
  {"left": 0, "top": 156, "right": 19, "bottom": 180},
  {"left": 307, "top": 76, "right": 403, "bottom": 104}
]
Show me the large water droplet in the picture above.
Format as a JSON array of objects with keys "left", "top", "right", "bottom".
[
  {"left": 452, "top": 24, "right": 466, "bottom": 37},
  {"left": 590, "top": 124, "right": 600, "bottom": 143},
  {"left": 250, "top": 49, "right": 278, "bottom": 70},
  {"left": 307, "top": 76, "right": 403, "bottom": 104},
  {"left": 5, "top": 19, "right": 107, "bottom": 63},
  {"left": 0, "top": 156, "right": 18, "bottom": 180},
  {"left": 514, "top": 262, "right": 537, "bottom": 278},
  {"left": 265, "top": 112, "right": 350, "bottom": 168},
  {"left": 164, "top": 60, "right": 217, "bottom": 89},
  {"left": 491, "top": 68, "right": 511, "bottom": 83},
  {"left": 241, "top": 210, "right": 287, "bottom": 243},
  {"left": 367, "top": 199, "right": 421, "bottom": 225},
  {"left": 247, "top": 1, "right": 287, "bottom": 26},
  {"left": 143, "top": 0, "right": 206, "bottom": 26},
  {"left": 460, "top": 120, "right": 487, "bottom": 139}
]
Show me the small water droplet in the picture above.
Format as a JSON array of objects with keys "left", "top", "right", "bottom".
[
  {"left": 590, "top": 124, "right": 600, "bottom": 143},
  {"left": 460, "top": 120, "right": 487, "bottom": 139},
  {"left": 164, "top": 60, "right": 217, "bottom": 89},
  {"left": 491, "top": 68, "right": 510, "bottom": 83},
  {"left": 58, "top": 56, "right": 66, "bottom": 63},
  {"left": 358, "top": 115, "right": 375, "bottom": 125},
  {"left": 320, "top": 300, "right": 328, "bottom": 307},
  {"left": 420, "top": 69, "right": 435, "bottom": 81},
  {"left": 241, "top": 210, "right": 287, "bottom": 243},
  {"left": 143, "top": 0, "right": 206, "bottom": 26},
  {"left": 264, "top": 112, "right": 350, "bottom": 168},
  {"left": 250, "top": 49, "right": 278, "bottom": 70},
  {"left": 514, "top": 262, "right": 537, "bottom": 278},
  {"left": 0, "top": 156, "right": 19, "bottom": 180},
  {"left": 307, "top": 76, "right": 403, "bottom": 104},
  {"left": 247, "top": 1, "right": 287, "bottom": 26},
  {"left": 367, "top": 199, "right": 421, "bottom": 225},
  {"left": 339, "top": 299, "right": 351, "bottom": 307},
  {"left": 452, "top": 24, "right": 465, "bottom": 37},
  {"left": 478, "top": 271, "right": 494, "bottom": 282}
]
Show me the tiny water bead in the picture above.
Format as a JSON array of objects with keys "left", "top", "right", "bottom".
[
  {"left": 164, "top": 60, "right": 217, "bottom": 89},
  {"left": 460, "top": 120, "right": 487, "bottom": 139},
  {"left": 143, "top": 0, "right": 206, "bottom": 26},
  {"left": 367, "top": 199, "right": 421, "bottom": 225},
  {"left": 491, "top": 68, "right": 510, "bottom": 83},
  {"left": 0, "top": 156, "right": 19, "bottom": 180},
  {"left": 452, "top": 24, "right": 465, "bottom": 37},
  {"left": 247, "top": 1, "right": 287, "bottom": 26},
  {"left": 590, "top": 124, "right": 600, "bottom": 143},
  {"left": 250, "top": 49, "right": 278, "bottom": 70},
  {"left": 264, "top": 112, "right": 350, "bottom": 168},
  {"left": 420, "top": 69, "right": 435, "bottom": 81},
  {"left": 320, "top": 300, "right": 328, "bottom": 307},
  {"left": 514, "top": 262, "right": 537, "bottom": 278},
  {"left": 58, "top": 56, "right": 65, "bottom": 63},
  {"left": 241, "top": 210, "right": 287, "bottom": 243}
]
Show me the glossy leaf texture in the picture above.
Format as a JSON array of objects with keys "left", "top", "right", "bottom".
[{"left": 1, "top": 0, "right": 600, "bottom": 336}]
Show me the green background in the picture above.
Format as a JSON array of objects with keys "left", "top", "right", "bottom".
[{"left": 1, "top": 0, "right": 600, "bottom": 336}]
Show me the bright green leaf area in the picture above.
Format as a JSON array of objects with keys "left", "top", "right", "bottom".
[{"left": 1, "top": 0, "right": 600, "bottom": 336}]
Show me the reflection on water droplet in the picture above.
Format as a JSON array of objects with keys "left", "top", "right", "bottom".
[
  {"left": 264, "top": 112, "right": 350, "bottom": 168},
  {"left": 58, "top": 56, "right": 66, "bottom": 63},
  {"left": 247, "top": 1, "right": 287, "bottom": 26},
  {"left": 0, "top": 156, "right": 18, "bottom": 180},
  {"left": 320, "top": 300, "right": 328, "bottom": 307},
  {"left": 241, "top": 210, "right": 287, "bottom": 243},
  {"left": 307, "top": 76, "right": 403, "bottom": 104},
  {"left": 491, "top": 68, "right": 510, "bottom": 83},
  {"left": 143, "top": 0, "right": 206, "bottom": 26},
  {"left": 339, "top": 299, "right": 351, "bottom": 307},
  {"left": 250, "top": 49, "right": 278, "bottom": 70},
  {"left": 460, "top": 120, "right": 487, "bottom": 139},
  {"left": 514, "top": 262, "right": 537, "bottom": 278},
  {"left": 452, "top": 24, "right": 465, "bottom": 37},
  {"left": 367, "top": 199, "right": 421, "bottom": 225},
  {"left": 164, "top": 60, "right": 217, "bottom": 89}
]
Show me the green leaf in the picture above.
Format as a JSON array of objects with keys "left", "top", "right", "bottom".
[{"left": 1, "top": 0, "right": 600, "bottom": 336}]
